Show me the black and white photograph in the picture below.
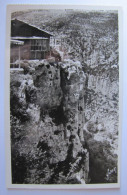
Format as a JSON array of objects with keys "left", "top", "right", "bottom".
[{"left": 6, "top": 5, "right": 122, "bottom": 189}]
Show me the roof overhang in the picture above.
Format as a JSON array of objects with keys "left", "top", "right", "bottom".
[
  {"left": 11, "top": 36, "right": 49, "bottom": 40},
  {"left": 11, "top": 39, "right": 24, "bottom": 45}
]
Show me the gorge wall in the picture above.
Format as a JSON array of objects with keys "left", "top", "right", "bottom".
[{"left": 10, "top": 59, "right": 89, "bottom": 184}]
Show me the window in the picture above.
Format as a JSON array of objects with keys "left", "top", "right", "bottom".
[{"left": 30, "top": 39, "right": 48, "bottom": 51}]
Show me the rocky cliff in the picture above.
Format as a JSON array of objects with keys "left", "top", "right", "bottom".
[{"left": 10, "top": 59, "right": 89, "bottom": 184}]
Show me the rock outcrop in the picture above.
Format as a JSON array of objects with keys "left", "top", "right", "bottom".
[{"left": 10, "top": 59, "right": 89, "bottom": 184}]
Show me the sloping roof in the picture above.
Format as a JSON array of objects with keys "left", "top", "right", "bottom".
[{"left": 11, "top": 19, "right": 53, "bottom": 37}]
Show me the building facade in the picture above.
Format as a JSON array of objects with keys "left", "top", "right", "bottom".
[{"left": 10, "top": 19, "right": 53, "bottom": 68}]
